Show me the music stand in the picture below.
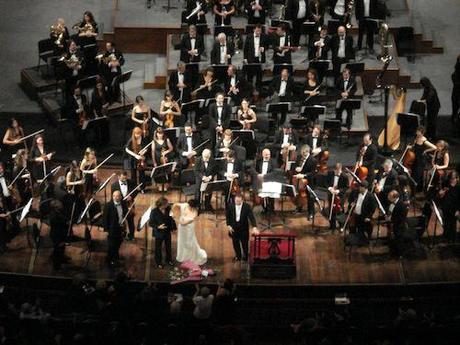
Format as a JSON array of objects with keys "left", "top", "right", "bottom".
[
  {"left": 323, "top": 119, "right": 342, "bottom": 142},
  {"left": 165, "top": 127, "right": 180, "bottom": 148},
  {"left": 339, "top": 99, "right": 361, "bottom": 127},
  {"left": 345, "top": 62, "right": 365, "bottom": 75},
  {"left": 397, "top": 112, "right": 420, "bottom": 145},
  {"left": 82, "top": 116, "right": 109, "bottom": 145},
  {"left": 151, "top": 162, "right": 177, "bottom": 193},
  {"left": 258, "top": 181, "right": 284, "bottom": 231},
  {"left": 77, "top": 75, "right": 98, "bottom": 99},
  {"left": 113, "top": 70, "right": 133, "bottom": 108},
  {"left": 290, "top": 117, "right": 309, "bottom": 130},
  {"left": 270, "top": 19, "right": 292, "bottom": 30},
  {"left": 203, "top": 180, "right": 228, "bottom": 227},
  {"left": 182, "top": 99, "right": 205, "bottom": 127},
  {"left": 95, "top": 173, "right": 115, "bottom": 204},
  {"left": 266, "top": 102, "right": 291, "bottom": 127},
  {"left": 308, "top": 60, "right": 330, "bottom": 82},
  {"left": 306, "top": 185, "right": 325, "bottom": 234},
  {"left": 233, "top": 129, "right": 255, "bottom": 143},
  {"left": 195, "top": 23, "right": 208, "bottom": 36},
  {"left": 214, "top": 25, "right": 234, "bottom": 37},
  {"left": 245, "top": 24, "right": 267, "bottom": 34},
  {"left": 302, "top": 21, "right": 318, "bottom": 36},
  {"left": 242, "top": 62, "right": 263, "bottom": 81},
  {"left": 300, "top": 105, "right": 326, "bottom": 123},
  {"left": 327, "top": 19, "right": 340, "bottom": 34},
  {"left": 273, "top": 63, "right": 293, "bottom": 76},
  {"left": 280, "top": 183, "right": 296, "bottom": 226},
  {"left": 211, "top": 63, "right": 230, "bottom": 83}
]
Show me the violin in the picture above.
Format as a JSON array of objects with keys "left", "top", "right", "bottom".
[{"left": 141, "top": 114, "right": 150, "bottom": 138}]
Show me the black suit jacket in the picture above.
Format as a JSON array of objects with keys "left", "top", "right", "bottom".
[
  {"left": 244, "top": 0, "right": 268, "bottom": 21},
  {"left": 308, "top": 34, "right": 330, "bottom": 60},
  {"left": 65, "top": 94, "right": 89, "bottom": 122},
  {"left": 243, "top": 33, "right": 269, "bottom": 63},
  {"left": 224, "top": 72, "right": 251, "bottom": 101},
  {"left": 355, "top": 0, "right": 378, "bottom": 20},
  {"left": 194, "top": 157, "right": 218, "bottom": 178},
  {"left": 168, "top": 70, "right": 192, "bottom": 102},
  {"left": 177, "top": 133, "right": 200, "bottom": 156},
  {"left": 149, "top": 206, "right": 177, "bottom": 239},
  {"left": 330, "top": 35, "right": 355, "bottom": 61},
  {"left": 274, "top": 130, "right": 299, "bottom": 149},
  {"left": 208, "top": 102, "right": 232, "bottom": 129},
  {"left": 296, "top": 155, "right": 317, "bottom": 175},
  {"left": 111, "top": 179, "right": 138, "bottom": 199},
  {"left": 326, "top": 171, "right": 349, "bottom": 195},
  {"left": 180, "top": 34, "right": 205, "bottom": 63},
  {"left": 272, "top": 33, "right": 294, "bottom": 62},
  {"left": 286, "top": 0, "right": 310, "bottom": 20},
  {"left": 269, "top": 75, "right": 295, "bottom": 99},
  {"left": 254, "top": 158, "right": 277, "bottom": 174},
  {"left": 103, "top": 49, "right": 125, "bottom": 75},
  {"left": 103, "top": 200, "right": 128, "bottom": 238},
  {"left": 219, "top": 159, "right": 244, "bottom": 182},
  {"left": 304, "top": 134, "right": 325, "bottom": 151},
  {"left": 349, "top": 191, "right": 376, "bottom": 219},
  {"left": 210, "top": 41, "right": 235, "bottom": 65},
  {"left": 335, "top": 75, "right": 357, "bottom": 96},
  {"left": 226, "top": 202, "right": 257, "bottom": 233},
  {"left": 374, "top": 168, "right": 398, "bottom": 194},
  {"left": 357, "top": 143, "right": 377, "bottom": 170}
]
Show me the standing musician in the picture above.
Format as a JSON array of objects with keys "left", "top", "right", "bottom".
[
  {"left": 330, "top": 0, "right": 352, "bottom": 24},
  {"left": 373, "top": 159, "right": 398, "bottom": 209},
  {"left": 177, "top": 123, "right": 200, "bottom": 169},
  {"left": 347, "top": 180, "right": 377, "bottom": 242},
  {"left": 61, "top": 40, "right": 84, "bottom": 97},
  {"left": 355, "top": 133, "right": 378, "bottom": 183},
  {"left": 225, "top": 64, "right": 249, "bottom": 106},
  {"left": 275, "top": 124, "right": 299, "bottom": 167},
  {"left": 219, "top": 150, "right": 243, "bottom": 204},
  {"left": 211, "top": 33, "right": 235, "bottom": 83},
  {"left": 308, "top": 0, "right": 325, "bottom": 27},
  {"left": 103, "top": 190, "right": 128, "bottom": 268},
  {"left": 355, "top": 0, "right": 380, "bottom": 53},
  {"left": 79, "top": 147, "right": 98, "bottom": 196},
  {"left": 237, "top": 99, "right": 257, "bottom": 130},
  {"left": 2, "top": 118, "right": 25, "bottom": 164},
  {"left": 252, "top": 148, "right": 277, "bottom": 213},
  {"left": 125, "top": 127, "right": 149, "bottom": 193},
  {"left": 12, "top": 149, "right": 32, "bottom": 206},
  {"left": 405, "top": 126, "right": 436, "bottom": 192},
  {"left": 194, "top": 149, "right": 217, "bottom": 211},
  {"left": 30, "top": 134, "right": 54, "bottom": 182},
  {"left": 131, "top": 95, "right": 152, "bottom": 137},
  {"left": 215, "top": 129, "right": 234, "bottom": 158},
  {"left": 286, "top": 0, "right": 310, "bottom": 47},
  {"left": 49, "top": 199, "right": 69, "bottom": 270},
  {"left": 77, "top": 11, "right": 98, "bottom": 41},
  {"left": 65, "top": 86, "right": 90, "bottom": 137},
  {"left": 50, "top": 18, "right": 70, "bottom": 53},
  {"left": 169, "top": 61, "right": 192, "bottom": 105},
  {"left": 419, "top": 77, "right": 441, "bottom": 140},
  {"left": 91, "top": 77, "right": 109, "bottom": 117},
  {"left": 330, "top": 26, "right": 355, "bottom": 78},
  {"left": 184, "top": 0, "right": 207, "bottom": 35},
  {"left": 151, "top": 128, "right": 175, "bottom": 192},
  {"left": 272, "top": 24, "right": 294, "bottom": 66},
  {"left": 63, "top": 161, "right": 85, "bottom": 238},
  {"left": 425, "top": 140, "right": 450, "bottom": 193},
  {"left": 245, "top": 0, "right": 267, "bottom": 24},
  {"left": 208, "top": 93, "right": 232, "bottom": 147},
  {"left": 326, "top": 163, "right": 348, "bottom": 230},
  {"left": 0, "top": 198, "right": 9, "bottom": 253},
  {"left": 0, "top": 163, "right": 17, "bottom": 215},
  {"left": 386, "top": 190, "right": 409, "bottom": 257},
  {"left": 213, "top": 0, "right": 236, "bottom": 26},
  {"left": 194, "top": 67, "right": 220, "bottom": 101},
  {"left": 160, "top": 90, "right": 182, "bottom": 128},
  {"left": 438, "top": 171, "right": 460, "bottom": 243},
  {"left": 0, "top": 163, "right": 21, "bottom": 244},
  {"left": 111, "top": 171, "right": 138, "bottom": 241},
  {"left": 303, "top": 69, "right": 322, "bottom": 106},
  {"left": 335, "top": 67, "right": 357, "bottom": 128},
  {"left": 243, "top": 24, "right": 269, "bottom": 88},
  {"left": 292, "top": 145, "right": 317, "bottom": 218},
  {"left": 269, "top": 68, "right": 295, "bottom": 125},
  {"left": 309, "top": 25, "right": 330, "bottom": 61},
  {"left": 180, "top": 25, "right": 205, "bottom": 65},
  {"left": 99, "top": 42, "right": 125, "bottom": 103}
]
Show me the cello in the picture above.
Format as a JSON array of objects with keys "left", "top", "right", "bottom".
[{"left": 399, "top": 142, "right": 416, "bottom": 174}]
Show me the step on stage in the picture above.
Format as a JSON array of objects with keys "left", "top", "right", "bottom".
[{"left": 1, "top": 169, "right": 460, "bottom": 286}]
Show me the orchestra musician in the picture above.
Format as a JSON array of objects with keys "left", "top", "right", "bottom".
[
  {"left": 286, "top": 0, "right": 310, "bottom": 46},
  {"left": 184, "top": 0, "right": 207, "bottom": 35},
  {"left": 213, "top": 0, "right": 236, "bottom": 26},
  {"left": 79, "top": 147, "right": 98, "bottom": 196},
  {"left": 49, "top": 200, "right": 70, "bottom": 270},
  {"left": 373, "top": 159, "right": 398, "bottom": 209},
  {"left": 103, "top": 190, "right": 128, "bottom": 268},
  {"left": 330, "top": 0, "right": 352, "bottom": 24},
  {"left": 438, "top": 171, "right": 460, "bottom": 243},
  {"left": 50, "top": 18, "right": 70, "bottom": 53},
  {"left": 419, "top": 77, "right": 441, "bottom": 140},
  {"left": 169, "top": 61, "right": 192, "bottom": 105},
  {"left": 211, "top": 33, "right": 235, "bottom": 82},
  {"left": 160, "top": 90, "right": 182, "bottom": 128},
  {"left": 308, "top": 0, "right": 325, "bottom": 27},
  {"left": 177, "top": 123, "right": 200, "bottom": 169},
  {"left": 303, "top": 69, "right": 322, "bottom": 106},
  {"left": 274, "top": 124, "right": 299, "bottom": 166},
  {"left": 65, "top": 86, "right": 89, "bottom": 124},
  {"left": 194, "top": 149, "right": 217, "bottom": 211},
  {"left": 243, "top": 24, "right": 269, "bottom": 88},
  {"left": 326, "top": 162, "right": 348, "bottom": 230},
  {"left": 63, "top": 161, "right": 85, "bottom": 237},
  {"left": 355, "top": 0, "right": 379, "bottom": 53},
  {"left": 219, "top": 150, "right": 243, "bottom": 204},
  {"left": 269, "top": 68, "right": 295, "bottom": 125},
  {"left": 111, "top": 171, "right": 138, "bottom": 241},
  {"left": 12, "top": 149, "right": 32, "bottom": 206},
  {"left": 309, "top": 25, "right": 330, "bottom": 62},
  {"left": 252, "top": 148, "right": 277, "bottom": 213},
  {"left": 225, "top": 64, "right": 249, "bottom": 106},
  {"left": 237, "top": 98, "right": 257, "bottom": 130},
  {"left": 2, "top": 118, "right": 25, "bottom": 163},
  {"left": 330, "top": 26, "right": 355, "bottom": 78},
  {"left": 77, "top": 11, "right": 98, "bottom": 41},
  {"left": 62, "top": 40, "right": 84, "bottom": 97},
  {"left": 355, "top": 133, "right": 378, "bottom": 183},
  {"left": 208, "top": 93, "right": 232, "bottom": 147},
  {"left": 245, "top": 0, "right": 267, "bottom": 24},
  {"left": 347, "top": 180, "right": 377, "bottom": 243},
  {"left": 335, "top": 68, "right": 357, "bottom": 128},
  {"left": 180, "top": 25, "right": 205, "bottom": 64},
  {"left": 194, "top": 67, "right": 221, "bottom": 100},
  {"left": 215, "top": 129, "right": 234, "bottom": 158},
  {"left": 0, "top": 163, "right": 17, "bottom": 216},
  {"left": 91, "top": 77, "right": 109, "bottom": 117},
  {"left": 386, "top": 190, "right": 409, "bottom": 257},
  {"left": 272, "top": 24, "right": 294, "bottom": 66},
  {"left": 0, "top": 198, "right": 9, "bottom": 253},
  {"left": 304, "top": 125, "right": 326, "bottom": 158},
  {"left": 426, "top": 140, "right": 450, "bottom": 193},
  {"left": 100, "top": 42, "right": 125, "bottom": 103},
  {"left": 30, "top": 134, "right": 54, "bottom": 182},
  {"left": 131, "top": 95, "right": 152, "bottom": 137},
  {"left": 149, "top": 196, "right": 176, "bottom": 268},
  {"left": 292, "top": 145, "right": 317, "bottom": 218},
  {"left": 151, "top": 128, "right": 175, "bottom": 191},
  {"left": 125, "top": 127, "right": 149, "bottom": 193}
]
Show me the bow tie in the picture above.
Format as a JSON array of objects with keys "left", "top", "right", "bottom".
[
  {"left": 335, "top": 174, "right": 340, "bottom": 177},
  {"left": 186, "top": 135, "right": 192, "bottom": 138},
  {"left": 220, "top": 44, "right": 226, "bottom": 47},
  {"left": 255, "top": 35, "right": 260, "bottom": 38},
  {"left": 120, "top": 182, "right": 127, "bottom": 185},
  {"left": 115, "top": 202, "right": 121, "bottom": 206},
  {"left": 217, "top": 105, "right": 223, "bottom": 108},
  {"left": 281, "top": 79, "right": 287, "bottom": 82},
  {"left": 0, "top": 175, "right": 4, "bottom": 178},
  {"left": 178, "top": 72, "right": 183, "bottom": 75}
]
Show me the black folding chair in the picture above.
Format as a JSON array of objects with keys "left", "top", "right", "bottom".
[{"left": 37, "top": 38, "right": 57, "bottom": 76}]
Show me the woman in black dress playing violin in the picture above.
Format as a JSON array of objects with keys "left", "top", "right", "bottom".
[
  {"left": 151, "top": 128, "right": 174, "bottom": 192},
  {"left": 125, "top": 127, "right": 149, "bottom": 192},
  {"left": 131, "top": 95, "right": 151, "bottom": 138}
]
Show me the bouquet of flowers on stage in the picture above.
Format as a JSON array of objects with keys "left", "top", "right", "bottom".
[{"left": 169, "top": 260, "right": 216, "bottom": 285}]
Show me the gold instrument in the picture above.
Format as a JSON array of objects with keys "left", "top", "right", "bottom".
[
  {"left": 50, "top": 24, "right": 65, "bottom": 46},
  {"left": 379, "top": 22, "right": 393, "bottom": 64},
  {"left": 345, "top": 0, "right": 355, "bottom": 29},
  {"left": 60, "top": 54, "right": 81, "bottom": 68},
  {"left": 73, "top": 21, "right": 94, "bottom": 35},
  {"left": 96, "top": 53, "right": 117, "bottom": 64}
]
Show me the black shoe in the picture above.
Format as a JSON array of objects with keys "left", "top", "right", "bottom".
[
  {"left": 167, "top": 261, "right": 174, "bottom": 267},
  {"left": 232, "top": 257, "right": 241, "bottom": 262},
  {"left": 157, "top": 264, "right": 164, "bottom": 269}
]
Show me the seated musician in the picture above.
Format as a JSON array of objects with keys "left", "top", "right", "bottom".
[
  {"left": 373, "top": 159, "right": 398, "bottom": 209},
  {"left": 62, "top": 40, "right": 84, "bottom": 96},
  {"left": 194, "top": 149, "right": 217, "bottom": 211},
  {"left": 225, "top": 64, "right": 250, "bottom": 106},
  {"left": 169, "top": 61, "right": 192, "bottom": 106},
  {"left": 0, "top": 163, "right": 16, "bottom": 213},
  {"left": 30, "top": 134, "right": 54, "bottom": 182},
  {"left": 326, "top": 163, "right": 348, "bottom": 230},
  {"left": 208, "top": 92, "right": 232, "bottom": 147},
  {"left": 274, "top": 124, "right": 299, "bottom": 167},
  {"left": 89, "top": 78, "right": 110, "bottom": 145},
  {"left": 237, "top": 99, "right": 257, "bottom": 130},
  {"left": 177, "top": 123, "right": 200, "bottom": 169},
  {"left": 386, "top": 190, "right": 409, "bottom": 257},
  {"left": 252, "top": 148, "right": 277, "bottom": 213},
  {"left": 330, "top": 25, "right": 355, "bottom": 78},
  {"left": 309, "top": 0, "right": 326, "bottom": 28},
  {"left": 347, "top": 180, "right": 377, "bottom": 243},
  {"left": 215, "top": 129, "right": 234, "bottom": 158},
  {"left": 65, "top": 86, "right": 89, "bottom": 123},
  {"left": 272, "top": 24, "right": 294, "bottom": 66},
  {"left": 99, "top": 41, "right": 125, "bottom": 103},
  {"left": 303, "top": 69, "right": 322, "bottom": 106},
  {"left": 425, "top": 140, "right": 450, "bottom": 193},
  {"left": 292, "top": 145, "right": 317, "bottom": 218},
  {"left": 245, "top": 0, "right": 268, "bottom": 24},
  {"left": 211, "top": 33, "right": 235, "bottom": 65},
  {"left": 213, "top": 0, "right": 236, "bottom": 26},
  {"left": 2, "top": 118, "right": 25, "bottom": 162},
  {"left": 77, "top": 11, "right": 98, "bottom": 42},
  {"left": 303, "top": 125, "right": 325, "bottom": 157},
  {"left": 131, "top": 95, "right": 152, "bottom": 136},
  {"left": 50, "top": 18, "right": 70, "bottom": 53},
  {"left": 125, "top": 127, "right": 149, "bottom": 193},
  {"left": 184, "top": 0, "right": 207, "bottom": 35},
  {"left": 335, "top": 68, "right": 357, "bottom": 128},
  {"left": 151, "top": 128, "right": 175, "bottom": 192},
  {"left": 355, "top": 133, "right": 378, "bottom": 183},
  {"left": 194, "top": 67, "right": 221, "bottom": 101},
  {"left": 269, "top": 68, "right": 295, "bottom": 125},
  {"left": 243, "top": 24, "right": 269, "bottom": 88},
  {"left": 309, "top": 25, "right": 330, "bottom": 61},
  {"left": 438, "top": 171, "right": 460, "bottom": 243},
  {"left": 160, "top": 90, "right": 182, "bottom": 128},
  {"left": 180, "top": 25, "right": 205, "bottom": 64},
  {"left": 219, "top": 149, "right": 243, "bottom": 204},
  {"left": 12, "top": 149, "right": 32, "bottom": 206}
]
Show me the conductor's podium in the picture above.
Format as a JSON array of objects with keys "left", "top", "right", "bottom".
[{"left": 250, "top": 233, "right": 297, "bottom": 279}]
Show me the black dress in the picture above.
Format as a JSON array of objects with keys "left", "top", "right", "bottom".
[
  {"left": 412, "top": 141, "right": 427, "bottom": 191},
  {"left": 303, "top": 81, "right": 321, "bottom": 106},
  {"left": 125, "top": 137, "right": 148, "bottom": 190},
  {"left": 30, "top": 146, "right": 51, "bottom": 181},
  {"left": 214, "top": 0, "right": 234, "bottom": 26},
  {"left": 152, "top": 139, "right": 174, "bottom": 184},
  {"left": 81, "top": 161, "right": 97, "bottom": 195}
]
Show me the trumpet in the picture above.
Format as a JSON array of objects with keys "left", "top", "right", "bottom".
[
  {"left": 50, "top": 24, "right": 65, "bottom": 46},
  {"left": 186, "top": 3, "right": 202, "bottom": 20}
]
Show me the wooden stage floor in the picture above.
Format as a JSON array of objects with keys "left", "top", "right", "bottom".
[{"left": 1, "top": 169, "right": 460, "bottom": 287}]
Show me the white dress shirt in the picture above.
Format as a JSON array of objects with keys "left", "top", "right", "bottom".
[
  {"left": 282, "top": 134, "right": 289, "bottom": 145},
  {"left": 344, "top": 79, "right": 349, "bottom": 91},
  {"left": 378, "top": 173, "right": 388, "bottom": 191},
  {"left": 364, "top": 0, "right": 370, "bottom": 17},
  {"left": 254, "top": 35, "right": 261, "bottom": 58},
  {"left": 190, "top": 37, "right": 196, "bottom": 51},
  {"left": 355, "top": 191, "right": 367, "bottom": 215},
  {"left": 388, "top": 198, "right": 399, "bottom": 214},
  {"left": 235, "top": 203, "right": 242, "bottom": 221},
  {"left": 186, "top": 136, "right": 193, "bottom": 152},
  {"left": 333, "top": 175, "right": 340, "bottom": 188},
  {"left": 253, "top": 0, "right": 260, "bottom": 17},
  {"left": 220, "top": 45, "right": 227, "bottom": 64},
  {"left": 230, "top": 75, "right": 236, "bottom": 86},
  {"left": 119, "top": 181, "right": 128, "bottom": 197},
  {"left": 226, "top": 162, "right": 234, "bottom": 180},
  {"left": 0, "top": 176, "right": 10, "bottom": 197},
  {"left": 297, "top": 0, "right": 307, "bottom": 19},
  {"left": 115, "top": 202, "right": 124, "bottom": 225},
  {"left": 217, "top": 105, "right": 223, "bottom": 125},
  {"left": 279, "top": 79, "right": 287, "bottom": 96},
  {"left": 338, "top": 36, "right": 346, "bottom": 58},
  {"left": 312, "top": 137, "right": 318, "bottom": 150},
  {"left": 178, "top": 72, "right": 184, "bottom": 85},
  {"left": 261, "top": 160, "right": 269, "bottom": 175}
]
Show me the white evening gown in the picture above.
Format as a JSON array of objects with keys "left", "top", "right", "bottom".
[{"left": 176, "top": 204, "right": 207, "bottom": 265}]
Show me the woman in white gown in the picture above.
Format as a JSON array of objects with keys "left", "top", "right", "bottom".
[{"left": 173, "top": 199, "right": 207, "bottom": 265}]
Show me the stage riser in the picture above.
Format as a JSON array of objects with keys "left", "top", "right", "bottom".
[
  {"left": 20, "top": 67, "right": 61, "bottom": 101},
  {"left": 250, "top": 264, "right": 297, "bottom": 279}
]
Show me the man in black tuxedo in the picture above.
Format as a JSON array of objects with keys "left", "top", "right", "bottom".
[
  {"left": 330, "top": 0, "right": 352, "bottom": 24},
  {"left": 243, "top": 24, "right": 269, "bottom": 88},
  {"left": 103, "top": 190, "right": 128, "bottom": 267},
  {"left": 65, "top": 86, "right": 89, "bottom": 123},
  {"left": 373, "top": 159, "right": 398, "bottom": 209},
  {"left": 286, "top": 0, "right": 310, "bottom": 46},
  {"left": 194, "top": 148, "right": 217, "bottom": 211},
  {"left": 335, "top": 68, "right": 357, "bottom": 128},
  {"left": 184, "top": 0, "right": 207, "bottom": 35},
  {"left": 101, "top": 42, "right": 125, "bottom": 103},
  {"left": 252, "top": 148, "right": 278, "bottom": 213},
  {"left": 225, "top": 64, "right": 250, "bottom": 106},
  {"left": 355, "top": 133, "right": 378, "bottom": 183},
  {"left": 111, "top": 171, "right": 138, "bottom": 240},
  {"left": 226, "top": 193, "right": 258, "bottom": 261},
  {"left": 272, "top": 24, "right": 294, "bottom": 65},
  {"left": 244, "top": 0, "right": 267, "bottom": 24},
  {"left": 180, "top": 25, "right": 205, "bottom": 63},
  {"left": 168, "top": 61, "right": 192, "bottom": 103},
  {"left": 219, "top": 150, "right": 244, "bottom": 204},
  {"left": 303, "top": 125, "right": 326, "bottom": 158},
  {"left": 269, "top": 68, "right": 295, "bottom": 125},
  {"left": 355, "top": 0, "right": 382, "bottom": 53},
  {"left": 330, "top": 25, "right": 355, "bottom": 78},
  {"left": 208, "top": 92, "right": 232, "bottom": 147},
  {"left": 177, "top": 123, "right": 200, "bottom": 169},
  {"left": 308, "top": 25, "right": 330, "bottom": 60},
  {"left": 48, "top": 199, "right": 69, "bottom": 270},
  {"left": 149, "top": 196, "right": 177, "bottom": 268},
  {"left": 211, "top": 33, "right": 235, "bottom": 83},
  {"left": 386, "top": 190, "right": 409, "bottom": 256},
  {"left": 293, "top": 145, "right": 317, "bottom": 217},
  {"left": 326, "top": 162, "right": 349, "bottom": 229},
  {"left": 348, "top": 180, "right": 376, "bottom": 242},
  {"left": 274, "top": 124, "right": 299, "bottom": 165}
]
